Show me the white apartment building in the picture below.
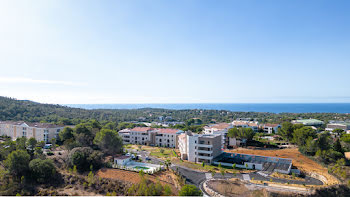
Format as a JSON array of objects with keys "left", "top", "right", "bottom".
[
  {"left": 232, "top": 120, "right": 259, "bottom": 132},
  {"left": 203, "top": 123, "right": 233, "bottom": 149},
  {"left": 261, "top": 123, "right": 281, "bottom": 134},
  {"left": 178, "top": 131, "right": 222, "bottom": 164},
  {"left": 0, "top": 121, "right": 64, "bottom": 143},
  {"left": 118, "top": 127, "right": 184, "bottom": 148}
]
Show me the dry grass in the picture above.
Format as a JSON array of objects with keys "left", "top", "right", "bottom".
[
  {"left": 270, "top": 172, "right": 305, "bottom": 181},
  {"left": 96, "top": 168, "right": 179, "bottom": 195},
  {"left": 226, "top": 148, "right": 340, "bottom": 185},
  {"left": 207, "top": 179, "right": 269, "bottom": 197}
]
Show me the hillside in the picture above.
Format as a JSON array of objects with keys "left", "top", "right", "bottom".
[
  {"left": 1, "top": 96, "right": 349, "bottom": 125},
  {"left": 0, "top": 96, "right": 233, "bottom": 124}
]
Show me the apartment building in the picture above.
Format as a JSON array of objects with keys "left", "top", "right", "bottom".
[
  {"left": 155, "top": 128, "right": 183, "bottom": 148},
  {"left": 203, "top": 123, "right": 233, "bottom": 148},
  {"left": 0, "top": 121, "right": 64, "bottom": 143},
  {"left": 118, "top": 127, "right": 184, "bottom": 148},
  {"left": 326, "top": 122, "right": 350, "bottom": 132},
  {"left": 261, "top": 123, "right": 281, "bottom": 134},
  {"left": 232, "top": 120, "right": 259, "bottom": 132},
  {"left": 118, "top": 127, "right": 155, "bottom": 145},
  {"left": 178, "top": 131, "right": 222, "bottom": 164}
]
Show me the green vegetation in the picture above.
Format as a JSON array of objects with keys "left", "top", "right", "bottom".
[
  {"left": 3, "top": 96, "right": 350, "bottom": 126},
  {"left": 179, "top": 184, "right": 202, "bottom": 196},
  {"left": 93, "top": 129, "right": 123, "bottom": 155},
  {"left": 227, "top": 127, "right": 255, "bottom": 141},
  {"left": 67, "top": 147, "right": 102, "bottom": 172},
  {"left": 127, "top": 170, "right": 173, "bottom": 196},
  {"left": 29, "top": 158, "right": 56, "bottom": 183}
]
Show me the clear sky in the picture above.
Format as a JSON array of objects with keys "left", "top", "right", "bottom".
[{"left": 0, "top": 0, "right": 349, "bottom": 104}]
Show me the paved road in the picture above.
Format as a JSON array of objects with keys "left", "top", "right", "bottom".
[{"left": 170, "top": 164, "right": 322, "bottom": 187}]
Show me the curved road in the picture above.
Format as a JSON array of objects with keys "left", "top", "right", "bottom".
[{"left": 170, "top": 164, "right": 323, "bottom": 187}]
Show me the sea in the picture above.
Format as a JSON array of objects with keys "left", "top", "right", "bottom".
[{"left": 66, "top": 103, "right": 350, "bottom": 114}]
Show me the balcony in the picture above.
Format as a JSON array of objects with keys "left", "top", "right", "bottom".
[
  {"left": 197, "top": 144, "right": 213, "bottom": 148},
  {"left": 197, "top": 155, "right": 213, "bottom": 160},
  {"left": 197, "top": 149, "right": 212, "bottom": 154}
]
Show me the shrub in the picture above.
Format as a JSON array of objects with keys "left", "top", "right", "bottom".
[
  {"left": 67, "top": 147, "right": 103, "bottom": 172},
  {"left": 5, "top": 150, "right": 30, "bottom": 178},
  {"left": 29, "top": 158, "right": 56, "bottom": 183},
  {"left": 179, "top": 184, "right": 202, "bottom": 196}
]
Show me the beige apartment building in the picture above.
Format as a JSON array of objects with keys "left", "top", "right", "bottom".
[
  {"left": 118, "top": 127, "right": 184, "bottom": 148},
  {"left": 0, "top": 121, "right": 65, "bottom": 143}
]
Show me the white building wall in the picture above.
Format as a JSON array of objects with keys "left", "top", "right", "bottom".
[{"left": 187, "top": 135, "right": 198, "bottom": 162}]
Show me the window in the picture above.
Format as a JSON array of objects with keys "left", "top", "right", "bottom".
[{"left": 44, "top": 130, "right": 49, "bottom": 143}]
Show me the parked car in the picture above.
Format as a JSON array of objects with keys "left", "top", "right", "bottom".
[{"left": 44, "top": 144, "right": 52, "bottom": 149}]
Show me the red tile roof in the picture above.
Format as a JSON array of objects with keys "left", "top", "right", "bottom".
[
  {"left": 264, "top": 123, "right": 280, "bottom": 127},
  {"left": 156, "top": 128, "right": 181, "bottom": 134},
  {"left": 130, "top": 127, "right": 152, "bottom": 132},
  {"left": 209, "top": 123, "right": 231, "bottom": 130}
]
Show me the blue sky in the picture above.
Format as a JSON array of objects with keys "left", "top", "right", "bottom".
[{"left": 0, "top": 0, "right": 349, "bottom": 104}]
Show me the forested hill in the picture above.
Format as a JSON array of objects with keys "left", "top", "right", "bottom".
[
  {"left": 1, "top": 96, "right": 350, "bottom": 125},
  {"left": 0, "top": 96, "right": 236, "bottom": 124}
]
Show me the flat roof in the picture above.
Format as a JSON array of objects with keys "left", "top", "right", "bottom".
[{"left": 294, "top": 119, "right": 323, "bottom": 124}]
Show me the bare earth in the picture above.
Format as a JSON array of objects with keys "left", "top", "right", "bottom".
[
  {"left": 97, "top": 168, "right": 180, "bottom": 195},
  {"left": 225, "top": 148, "right": 339, "bottom": 185}
]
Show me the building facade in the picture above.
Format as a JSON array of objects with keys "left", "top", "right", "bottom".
[
  {"left": 118, "top": 127, "right": 183, "bottom": 148},
  {"left": 178, "top": 131, "right": 222, "bottom": 164},
  {"left": 261, "top": 123, "right": 281, "bottom": 134},
  {"left": 232, "top": 120, "right": 259, "bottom": 132},
  {"left": 0, "top": 121, "right": 64, "bottom": 143},
  {"left": 326, "top": 122, "right": 350, "bottom": 132},
  {"left": 203, "top": 123, "right": 233, "bottom": 148}
]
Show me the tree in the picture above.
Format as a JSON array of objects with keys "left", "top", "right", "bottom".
[
  {"left": 29, "top": 158, "right": 56, "bottom": 183},
  {"left": 316, "top": 132, "right": 331, "bottom": 151},
  {"left": 227, "top": 127, "right": 239, "bottom": 138},
  {"left": 334, "top": 138, "right": 343, "bottom": 153},
  {"left": 73, "top": 124, "right": 94, "bottom": 146},
  {"left": 93, "top": 129, "right": 123, "bottom": 155},
  {"left": 341, "top": 134, "right": 350, "bottom": 143},
  {"left": 279, "top": 122, "right": 294, "bottom": 141},
  {"left": 293, "top": 127, "right": 316, "bottom": 146},
  {"left": 220, "top": 168, "right": 225, "bottom": 177},
  {"left": 50, "top": 138, "right": 56, "bottom": 150},
  {"left": 59, "top": 127, "right": 74, "bottom": 142},
  {"left": 26, "top": 137, "right": 37, "bottom": 152},
  {"left": 333, "top": 128, "right": 344, "bottom": 136},
  {"left": 5, "top": 150, "right": 30, "bottom": 177},
  {"left": 227, "top": 127, "right": 254, "bottom": 140},
  {"left": 67, "top": 147, "right": 102, "bottom": 172},
  {"left": 16, "top": 137, "right": 27, "bottom": 150},
  {"left": 179, "top": 185, "right": 202, "bottom": 196}
]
